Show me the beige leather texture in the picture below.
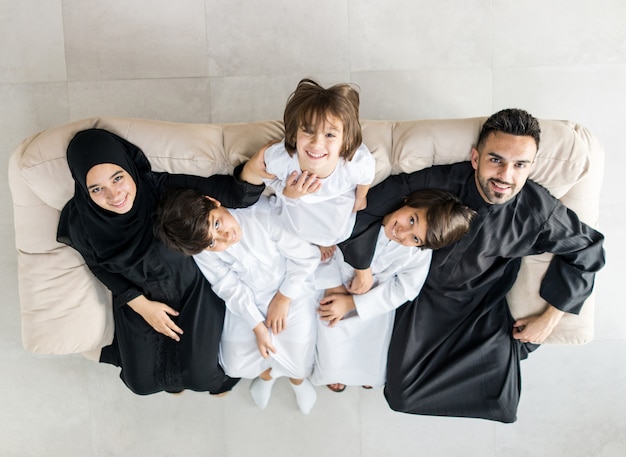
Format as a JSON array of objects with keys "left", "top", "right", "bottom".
[{"left": 8, "top": 116, "right": 603, "bottom": 356}]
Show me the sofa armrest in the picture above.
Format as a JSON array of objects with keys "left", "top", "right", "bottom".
[
  {"left": 506, "top": 253, "right": 595, "bottom": 344},
  {"left": 506, "top": 122, "right": 604, "bottom": 344},
  {"left": 9, "top": 144, "right": 113, "bottom": 355}
]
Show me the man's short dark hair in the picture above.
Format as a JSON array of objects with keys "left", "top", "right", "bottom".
[{"left": 477, "top": 108, "right": 541, "bottom": 151}]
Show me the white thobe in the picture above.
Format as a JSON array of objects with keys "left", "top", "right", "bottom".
[
  {"left": 310, "top": 226, "right": 432, "bottom": 388},
  {"left": 263, "top": 140, "right": 375, "bottom": 246},
  {"left": 193, "top": 198, "right": 321, "bottom": 379}
]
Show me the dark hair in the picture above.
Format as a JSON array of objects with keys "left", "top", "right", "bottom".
[
  {"left": 153, "top": 188, "right": 217, "bottom": 256},
  {"left": 477, "top": 108, "right": 541, "bottom": 151},
  {"left": 283, "top": 78, "right": 362, "bottom": 161},
  {"left": 403, "top": 189, "right": 475, "bottom": 250}
]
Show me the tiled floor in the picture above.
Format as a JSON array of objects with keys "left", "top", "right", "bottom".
[{"left": 1, "top": 1, "right": 624, "bottom": 456}]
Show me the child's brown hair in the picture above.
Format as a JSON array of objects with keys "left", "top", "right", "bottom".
[
  {"left": 153, "top": 188, "right": 218, "bottom": 256},
  {"left": 404, "top": 189, "right": 475, "bottom": 250},
  {"left": 283, "top": 78, "right": 362, "bottom": 161}
]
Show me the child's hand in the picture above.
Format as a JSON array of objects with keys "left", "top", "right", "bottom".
[
  {"left": 253, "top": 323, "right": 276, "bottom": 358},
  {"left": 347, "top": 268, "right": 373, "bottom": 295},
  {"left": 324, "top": 284, "right": 349, "bottom": 296},
  {"left": 352, "top": 195, "right": 367, "bottom": 212},
  {"left": 128, "top": 295, "right": 183, "bottom": 342},
  {"left": 240, "top": 140, "right": 278, "bottom": 184},
  {"left": 283, "top": 171, "right": 322, "bottom": 199},
  {"left": 266, "top": 291, "right": 292, "bottom": 334},
  {"left": 318, "top": 293, "right": 356, "bottom": 327},
  {"left": 318, "top": 244, "right": 336, "bottom": 262}
]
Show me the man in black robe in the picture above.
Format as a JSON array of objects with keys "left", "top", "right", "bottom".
[{"left": 339, "top": 109, "right": 605, "bottom": 423}]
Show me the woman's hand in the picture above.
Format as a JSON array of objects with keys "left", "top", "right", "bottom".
[
  {"left": 353, "top": 184, "right": 370, "bottom": 212},
  {"left": 128, "top": 295, "right": 183, "bottom": 342},
  {"left": 253, "top": 323, "right": 276, "bottom": 358},
  {"left": 240, "top": 140, "right": 278, "bottom": 185},
  {"left": 352, "top": 195, "right": 367, "bottom": 212},
  {"left": 266, "top": 291, "right": 291, "bottom": 334}
]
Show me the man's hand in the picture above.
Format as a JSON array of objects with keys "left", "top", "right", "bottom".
[
  {"left": 128, "top": 295, "right": 183, "bottom": 342},
  {"left": 282, "top": 171, "right": 322, "bottom": 199},
  {"left": 266, "top": 291, "right": 291, "bottom": 334},
  {"left": 347, "top": 268, "right": 373, "bottom": 295},
  {"left": 512, "top": 305, "right": 564, "bottom": 344}
]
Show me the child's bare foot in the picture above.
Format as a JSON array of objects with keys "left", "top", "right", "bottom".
[
  {"left": 319, "top": 244, "right": 336, "bottom": 262},
  {"left": 326, "top": 383, "right": 346, "bottom": 393}
]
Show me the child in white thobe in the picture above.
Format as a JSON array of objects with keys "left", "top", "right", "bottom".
[
  {"left": 311, "top": 189, "right": 476, "bottom": 391},
  {"left": 154, "top": 190, "right": 320, "bottom": 414},
  {"left": 264, "top": 140, "right": 375, "bottom": 248},
  {"left": 262, "top": 78, "right": 375, "bottom": 265},
  {"left": 311, "top": 227, "right": 431, "bottom": 388}
]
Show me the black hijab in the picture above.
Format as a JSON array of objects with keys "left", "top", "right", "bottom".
[{"left": 57, "top": 129, "right": 160, "bottom": 273}]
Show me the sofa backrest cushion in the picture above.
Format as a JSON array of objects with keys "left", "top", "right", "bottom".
[{"left": 9, "top": 116, "right": 603, "bottom": 354}]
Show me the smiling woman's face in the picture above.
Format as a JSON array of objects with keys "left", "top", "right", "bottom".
[{"left": 85, "top": 162, "right": 137, "bottom": 214}]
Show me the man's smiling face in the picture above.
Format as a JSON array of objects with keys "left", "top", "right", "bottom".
[{"left": 471, "top": 131, "right": 537, "bottom": 205}]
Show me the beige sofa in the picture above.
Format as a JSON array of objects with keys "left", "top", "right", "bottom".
[{"left": 8, "top": 116, "right": 604, "bottom": 360}]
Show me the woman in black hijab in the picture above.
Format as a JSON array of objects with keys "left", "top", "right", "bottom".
[{"left": 57, "top": 128, "right": 265, "bottom": 395}]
